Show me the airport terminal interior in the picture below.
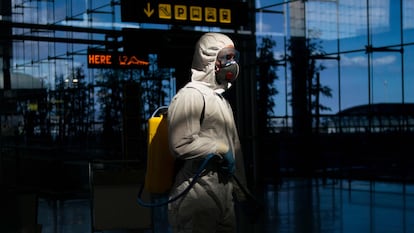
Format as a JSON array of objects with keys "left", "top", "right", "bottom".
[{"left": 1, "top": 0, "right": 414, "bottom": 232}]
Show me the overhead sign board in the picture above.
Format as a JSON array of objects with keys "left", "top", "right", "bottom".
[
  {"left": 121, "top": 0, "right": 249, "bottom": 28},
  {"left": 87, "top": 49, "right": 149, "bottom": 69}
]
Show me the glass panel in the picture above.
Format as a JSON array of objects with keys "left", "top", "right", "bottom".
[
  {"left": 256, "top": 1, "right": 287, "bottom": 117},
  {"left": 336, "top": 0, "right": 368, "bottom": 52},
  {"left": 306, "top": 1, "right": 340, "bottom": 54},
  {"left": 274, "top": 67, "right": 288, "bottom": 116},
  {"left": 404, "top": 45, "right": 414, "bottom": 103},
  {"left": 256, "top": 2, "right": 285, "bottom": 37},
  {"left": 306, "top": 0, "right": 339, "bottom": 42},
  {"left": 72, "top": 0, "right": 88, "bottom": 17},
  {"left": 371, "top": 53, "right": 403, "bottom": 104},
  {"left": 339, "top": 52, "right": 369, "bottom": 111},
  {"left": 369, "top": 0, "right": 400, "bottom": 47},
  {"left": 403, "top": 0, "right": 414, "bottom": 44},
  {"left": 320, "top": 38, "right": 339, "bottom": 58},
  {"left": 318, "top": 62, "right": 339, "bottom": 115}
]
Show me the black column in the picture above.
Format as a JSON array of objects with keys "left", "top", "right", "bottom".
[{"left": 0, "top": 0, "right": 12, "bottom": 89}]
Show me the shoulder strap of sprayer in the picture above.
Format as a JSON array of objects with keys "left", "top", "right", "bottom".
[{"left": 137, "top": 88, "right": 206, "bottom": 208}]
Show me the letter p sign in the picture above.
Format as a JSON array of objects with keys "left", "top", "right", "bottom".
[{"left": 175, "top": 5, "right": 187, "bottom": 20}]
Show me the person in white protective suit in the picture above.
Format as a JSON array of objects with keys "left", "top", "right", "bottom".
[{"left": 167, "top": 32, "right": 248, "bottom": 233}]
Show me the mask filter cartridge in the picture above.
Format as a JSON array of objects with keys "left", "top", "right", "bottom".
[{"left": 216, "top": 61, "right": 239, "bottom": 84}]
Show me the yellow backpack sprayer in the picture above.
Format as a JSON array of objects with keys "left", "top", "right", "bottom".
[{"left": 144, "top": 106, "right": 175, "bottom": 194}]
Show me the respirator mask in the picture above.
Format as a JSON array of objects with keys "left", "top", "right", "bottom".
[{"left": 215, "top": 47, "right": 240, "bottom": 85}]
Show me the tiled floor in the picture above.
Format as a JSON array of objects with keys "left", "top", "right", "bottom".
[
  {"left": 255, "top": 178, "right": 414, "bottom": 233},
  {"left": 36, "top": 178, "right": 414, "bottom": 233}
]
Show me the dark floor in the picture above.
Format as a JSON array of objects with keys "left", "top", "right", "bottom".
[{"left": 32, "top": 178, "right": 414, "bottom": 233}]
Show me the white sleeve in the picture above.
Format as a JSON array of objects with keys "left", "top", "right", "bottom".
[{"left": 167, "top": 88, "right": 216, "bottom": 160}]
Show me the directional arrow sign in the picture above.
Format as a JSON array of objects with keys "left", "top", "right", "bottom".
[
  {"left": 121, "top": 0, "right": 249, "bottom": 28},
  {"left": 144, "top": 3, "right": 155, "bottom": 17}
]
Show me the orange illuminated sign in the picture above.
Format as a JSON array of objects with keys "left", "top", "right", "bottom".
[
  {"left": 87, "top": 50, "right": 149, "bottom": 68},
  {"left": 88, "top": 54, "right": 112, "bottom": 66}
]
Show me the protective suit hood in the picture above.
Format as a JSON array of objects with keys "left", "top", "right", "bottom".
[{"left": 191, "top": 32, "right": 235, "bottom": 91}]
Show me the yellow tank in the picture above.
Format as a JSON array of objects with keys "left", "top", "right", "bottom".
[{"left": 144, "top": 107, "right": 175, "bottom": 194}]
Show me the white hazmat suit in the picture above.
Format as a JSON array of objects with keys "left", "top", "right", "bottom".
[{"left": 167, "top": 32, "right": 247, "bottom": 233}]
